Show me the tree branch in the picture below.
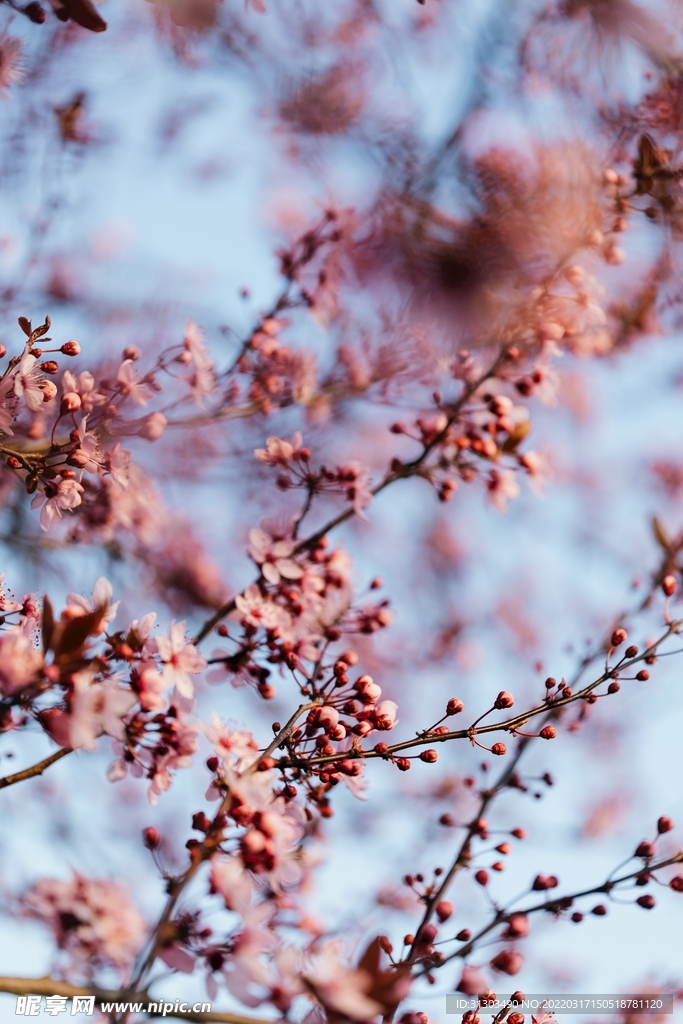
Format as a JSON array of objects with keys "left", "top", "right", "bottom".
[
  {"left": 0, "top": 976, "right": 271, "bottom": 1024},
  {"left": 0, "top": 748, "right": 71, "bottom": 790}
]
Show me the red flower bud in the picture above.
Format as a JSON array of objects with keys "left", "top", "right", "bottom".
[
  {"left": 435, "top": 900, "right": 453, "bottom": 922},
  {"left": 635, "top": 841, "right": 656, "bottom": 859},
  {"left": 636, "top": 670, "right": 650, "bottom": 681},
  {"left": 505, "top": 914, "right": 529, "bottom": 937},
  {"left": 669, "top": 876, "right": 683, "bottom": 892},
  {"left": 420, "top": 749, "right": 438, "bottom": 763},
  {"left": 591, "top": 904, "right": 607, "bottom": 915},
  {"left": 474, "top": 869, "right": 489, "bottom": 886},
  {"left": 511, "top": 827, "right": 526, "bottom": 839},
  {"left": 417, "top": 924, "right": 438, "bottom": 945},
  {"left": 439, "top": 814, "right": 455, "bottom": 827},
  {"left": 571, "top": 912, "right": 583, "bottom": 922},
  {"left": 657, "top": 816, "right": 674, "bottom": 834},
  {"left": 143, "top": 826, "right": 161, "bottom": 850},
  {"left": 611, "top": 628, "right": 627, "bottom": 647},
  {"left": 636, "top": 894, "right": 655, "bottom": 909},
  {"left": 395, "top": 757, "right": 411, "bottom": 771},
  {"left": 491, "top": 742, "right": 507, "bottom": 756},
  {"left": 663, "top": 575, "right": 677, "bottom": 597},
  {"left": 496, "top": 842, "right": 511, "bottom": 855},
  {"left": 446, "top": 698, "right": 464, "bottom": 715},
  {"left": 540, "top": 726, "right": 557, "bottom": 740},
  {"left": 495, "top": 691, "right": 514, "bottom": 709},
  {"left": 61, "top": 340, "right": 80, "bottom": 356},
  {"left": 456, "top": 929, "right": 471, "bottom": 941},
  {"left": 60, "top": 392, "right": 81, "bottom": 414},
  {"left": 206, "top": 756, "right": 219, "bottom": 772},
  {"left": 490, "top": 950, "right": 524, "bottom": 975}
]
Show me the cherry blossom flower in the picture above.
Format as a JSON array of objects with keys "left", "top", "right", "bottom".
[
  {"left": 487, "top": 468, "right": 520, "bottom": 513},
  {"left": 183, "top": 319, "right": 216, "bottom": 407},
  {"left": 210, "top": 855, "right": 255, "bottom": 912},
  {"left": 153, "top": 620, "right": 207, "bottom": 699},
  {"left": 22, "top": 874, "right": 146, "bottom": 973},
  {"left": 304, "top": 943, "right": 383, "bottom": 1022},
  {"left": 31, "top": 477, "right": 85, "bottom": 531},
  {"left": 248, "top": 525, "right": 304, "bottom": 584},
  {"left": 69, "top": 417, "right": 101, "bottom": 474},
  {"left": 255, "top": 432, "right": 303, "bottom": 466},
  {"left": 116, "top": 359, "right": 152, "bottom": 407},
  {"left": 146, "top": 712, "right": 200, "bottom": 803},
  {"left": 62, "top": 369, "right": 106, "bottom": 414},
  {"left": 65, "top": 576, "right": 120, "bottom": 633},
  {"left": 520, "top": 449, "right": 552, "bottom": 496},
  {"left": 233, "top": 584, "right": 292, "bottom": 631},
  {"left": 107, "top": 442, "right": 131, "bottom": 489},
  {"left": 0, "top": 572, "right": 23, "bottom": 614},
  {"left": 44, "top": 669, "right": 137, "bottom": 751},
  {"left": 0, "top": 628, "right": 43, "bottom": 695},
  {"left": 13, "top": 351, "right": 46, "bottom": 412},
  {"left": 0, "top": 35, "right": 23, "bottom": 95},
  {"left": 205, "top": 714, "right": 259, "bottom": 769}
]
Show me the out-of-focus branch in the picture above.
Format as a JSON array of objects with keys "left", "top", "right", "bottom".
[
  {"left": 0, "top": 976, "right": 270, "bottom": 1024},
  {"left": 0, "top": 748, "right": 71, "bottom": 789}
]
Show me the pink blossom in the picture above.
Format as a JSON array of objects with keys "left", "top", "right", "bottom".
[
  {"left": 210, "top": 855, "right": 255, "bottom": 912},
  {"left": 31, "top": 477, "right": 84, "bottom": 531},
  {"left": 153, "top": 621, "right": 207, "bottom": 699},
  {"left": 487, "top": 468, "right": 520, "bottom": 513},
  {"left": 117, "top": 359, "right": 152, "bottom": 407},
  {"left": 107, "top": 442, "right": 131, "bottom": 489},
  {"left": 0, "top": 628, "right": 43, "bottom": 695},
  {"left": 147, "top": 713, "right": 200, "bottom": 803},
  {"left": 204, "top": 713, "right": 259, "bottom": 769},
  {"left": 0, "top": 572, "right": 23, "bottom": 614},
  {"left": 51, "top": 669, "right": 137, "bottom": 751},
  {"left": 70, "top": 417, "right": 101, "bottom": 474},
  {"left": 520, "top": 449, "right": 552, "bottom": 496},
  {"left": 0, "top": 35, "right": 23, "bottom": 95},
  {"left": 62, "top": 369, "right": 106, "bottom": 414},
  {"left": 304, "top": 943, "right": 383, "bottom": 1022},
  {"left": 22, "top": 874, "right": 146, "bottom": 973},
  {"left": 13, "top": 352, "right": 45, "bottom": 412},
  {"left": 255, "top": 432, "right": 303, "bottom": 466},
  {"left": 131, "top": 662, "right": 167, "bottom": 712},
  {"left": 183, "top": 319, "right": 216, "bottom": 407},
  {"left": 234, "top": 584, "right": 292, "bottom": 630},
  {"left": 339, "top": 461, "right": 373, "bottom": 520},
  {"left": 248, "top": 525, "right": 303, "bottom": 584},
  {"left": 65, "top": 576, "right": 119, "bottom": 634}
]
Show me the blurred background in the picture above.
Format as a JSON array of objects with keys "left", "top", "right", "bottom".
[{"left": 1, "top": 0, "right": 683, "bottom": 1019}]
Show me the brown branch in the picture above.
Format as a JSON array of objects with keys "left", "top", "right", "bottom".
[
  {"left": 0, "top": 976, "right": 270, "bottom": 1024},
  {"left": 440, "top": 850, "right": 683, "bottom": 968},
  {"left": 0, "top": 748, "right": 71, "bottom": 789},
  {"left": 278, "top": 619, "right": 683, "bottom": 771}
]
